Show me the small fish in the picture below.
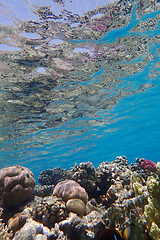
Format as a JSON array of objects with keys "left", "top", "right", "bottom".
[
  {"left": 123, "top": 225, "right": 133, "bottom": 240},
  {"left": 98, "top": 225, "right": 154, "bottom": 240},
  {"left": 98, "top": 228, "right": 123, "bottom": 240}
]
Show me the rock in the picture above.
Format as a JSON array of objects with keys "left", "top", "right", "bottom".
[
  {"left": 8, "top": 212, "right": 27, "bottom": 232},
  {"left": 13, "top": 222, "right": 36, "bottom": 240},
  {"left": 0, "top": 166, "right": 36, "bottom": 206},
  {"left": 13, "top": 219, "right": 50, "bottom": 240},
  {"left": 80, "top": 211, "right": 105, "bottom": 239},
  {"left": 59, "top": 211, "right": 104, "bottom": 240},
  {"left": 49, "top": 223, "right": 68, "bottom": 240},
  {"left": 35, "top": 234, "right": 47, "bottom": 240}
]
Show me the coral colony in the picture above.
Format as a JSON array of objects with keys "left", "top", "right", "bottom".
[{"left": 139, "top": 158, "right": 157, "bottom": 173}]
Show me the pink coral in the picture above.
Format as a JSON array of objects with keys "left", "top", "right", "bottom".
[{"left": 140, "top": 158, "right": 157, "bottom": 173}]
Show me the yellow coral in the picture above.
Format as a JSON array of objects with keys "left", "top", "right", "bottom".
[
  {"left": 149, "top": 222, "right": 160, "bottom": 240},
  {"left": 133, "top": 182, "right": 143, "bottom": 196},
  {"left": 144, "top": 176, "right": 160, "bottom": 239},
  {"left": 156, "top": 162, "right": 160, "bottom": 176},
  {"left": 144, "top": 202, "right": 155, "bottom": 225},
  {"left": 147, "top": 176, "right": 159, "bottom": 197}
]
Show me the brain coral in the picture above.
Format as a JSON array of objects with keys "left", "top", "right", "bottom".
[
  {"left": 53, "top": 180, "right": 88, "bottom": 203},
  {"left": 0, "top": 166, "right": 36, "bottom": 206}
]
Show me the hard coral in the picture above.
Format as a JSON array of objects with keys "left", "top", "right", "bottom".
[
  {"left": 0, "top": 166, "right": 36, "bottom": 206},
  {"left": 53, "top": 180, "right": 88, "bottom": 203},
  {"left": 66, "top": 199, "right": 86, "bottom": 217},
  {"left": 68, "top": 162, "right": 97, "bottom": 195},
  {"left": 38, "top": 167, "right": 67, "bottom": 186},
  {"left": 34, "top": 195, "right": 66, "bottom": 227},
  {"left": 138, "top": 158, "right": 157, "bottom": 173},
  {"left": 144, "top": 176, "right": 160, "bottom": 240}
]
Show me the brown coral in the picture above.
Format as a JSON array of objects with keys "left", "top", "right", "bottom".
[
  {"left": 34, "top": 196, "right": 66, "bottom": 226},
  {"left": 53, "top": 180, "right": 88, "bottom": 203},
  {"left": 66, "top": 199, "right": 86, "bottom": 217},
  {"left": 0, "top": 166, "right": 36, "bottom": 206}
]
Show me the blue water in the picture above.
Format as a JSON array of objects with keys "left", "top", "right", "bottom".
[{"left": 0, "top": 0, "right": 160, "bottom": 181}]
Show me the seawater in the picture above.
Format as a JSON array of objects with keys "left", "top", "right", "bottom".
[{"left": 0, "top": 0, "right": 160, "bottom": 181}]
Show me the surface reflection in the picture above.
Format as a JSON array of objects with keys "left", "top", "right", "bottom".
[{"left": 0, "top": 0, "right": 160, "bottom": 171}]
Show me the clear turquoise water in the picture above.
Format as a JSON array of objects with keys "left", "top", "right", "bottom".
[{"left": 0, "top": 0, "right": 160, "bottom": 181}]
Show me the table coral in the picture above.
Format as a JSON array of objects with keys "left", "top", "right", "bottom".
[{"left": 0, "top": 166, "right": 36, "bottom": 206}]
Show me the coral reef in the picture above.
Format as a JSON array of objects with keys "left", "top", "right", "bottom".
[
  {"left": 0, "top": 166, "right": 36, "bottom": 206},
  {"left": 156, "top": 162, "right": 160, "bottom": 177},
  {"left": 0, "top": 156, "right": 159, "bottom": 239}
]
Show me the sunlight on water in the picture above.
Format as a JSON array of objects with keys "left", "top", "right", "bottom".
[{"left": 0, "top": 0, "right": 160, "bottom": 179}]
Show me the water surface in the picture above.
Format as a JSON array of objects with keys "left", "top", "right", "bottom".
[{"left": 0, "top": 0, "right": 160, "bottom": 180}]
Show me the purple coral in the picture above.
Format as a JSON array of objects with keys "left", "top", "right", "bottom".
[
  {"left": 139, "top": 158, "right": 157, "bottom": 173},
  {"left": 0, "top": 166, "right": 36, "bottom": 206},
  {"left": 53, "top": 179, "right": 88, "bottom": 203}
]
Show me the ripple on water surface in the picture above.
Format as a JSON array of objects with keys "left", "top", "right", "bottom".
[{"left": 0, "top": 0, "right": 160, "bottom": 177}]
